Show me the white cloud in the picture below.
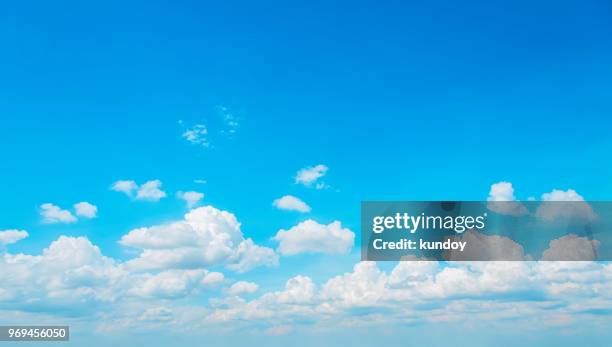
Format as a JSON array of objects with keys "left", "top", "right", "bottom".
[
  {"left": 536, "top": 189, "right": 596, "bottom": 222},
  {"left": 194, "top": 179, "right": 207, "bottom": 184},
  {"left": 119, "top": 206, "right": 278, "bottom": 272},
  {"left": 541, "top": 234, "right": 600, "bottom": 261},
  {"left": 111, "top": 180, "right": 167, "bottom": 201},
  {"left": 486, "top": 181, "right": 528, "bottom": 216},
  {"left": 177, "top": 191, "right": 204, "bottom": 209},
  {"left": 40, "top": 203, "right": 77, "bottom": 224},
  {"left": 226, "top": 239, "right": 279, "bottom": 273},
  {"left": 295, "top": 164, "right": 328, "bottom": 187},
  {"left": 541, "top": 189, "right": 585, "bottom": 202},
  {"left": 0, "top": 236, "right": 125, "bottom": 308},
  {"left": 1, "top": 233, "right": 612, "bottom": 334},
  {"left": 227, "top": 281, "right": 259, "bottom": 296},
  {"left": 273, "top": 220, "right": 354, "bottom": 256},
  {"left": 136, "top": 180, "right": 167, "bottom": 201},
  {"left": 182, "top": 124, "right": 209, "bottom": 148},
  {"left": 74, "top": 202, "right": 98, "bottom": 219},
  {"left": 111, "top": 180, "right": 138, "bottom": 196},
  {"left": 272, "top": 195, "right": 311, "bottom": 213},
  {"left": 0, "top": 229, "right": 28, "bottom": 246}
]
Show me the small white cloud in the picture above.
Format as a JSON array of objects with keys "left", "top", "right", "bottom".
[
  {"left": 112, "top": 180, "right": 166, "bottom": 201},
  {"left": 295, "top": 164, "right": 328, "bottom": 187},
  {"left": 0, "top": 229, "right": 28, "bottom": 246},
  {"left": 136, "top": 180, "right": 167, "bottom": 201},
  {"left": 182, "top": 124, "right": 209, "bottom": 148},
  {"left": 273, "top": 220, "right": 354, "bottom": 256},
  {"left": 227, "top": 281, "right": 259, "bottom": 296},
  {"left": 273, "top": 195, "right": 311, "bottom": 213},
  {"left": 111, "top": 180, "right": 138, "bottom": 196},
  {"left": 74, "top": 202, "right": 98, "bottom": 219},
  {"left": 194, "top": 179, "right": 207, "bottom": 184},
  {"left": 486, "top": 181, "right": 528, "bottom": 216},
  {"left": 177, "top": 191, "right": 204, "bottom": 209},
  {"left": 40, "top": 203, "right": 77, "bottom": 224}
]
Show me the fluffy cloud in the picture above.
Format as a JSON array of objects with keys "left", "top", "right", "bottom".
[
  {"left": 111, "top": 179, "right": 167, "bottom": 201},
  {"left": 182, "top": 124, "right": 209, "bottom": 148},
  {"left": 273, "top": 220, "right": 354, "bottom": 256},
  {"left": 1, "top": 233, "right": 611, "bottom": 335},
  {"left": 272, "top": 195, "right": 311, "bottom": 213},
  {"left": 227, "top": 281, "right": 259, "bottom": 296},
  {"left": 295, "top": 164, "right": 328, "bottom": 187},
  {"left": 129, "top": 269, "right": 217, "bottom": 299},
  {"left": 74, "top": 202, "right": 98, "bottom": 219},
  {"left": 110, "top": 180, "right": 137, "bottom": 195},
  {"left": 0, "top": 236, "right": 124, "bottom": 309},
  {"left": 536, "top": 189, "right": 596, "bottom": 221},
  {"left": 0, "top": 229, "right": 28, "bottom": 246},
  {"left": 541, "top": 234, "right": 600, "bottom": 261},
  {"left": 40, "top": 203, "right": 77, "bottom": 224},
  {"left": 486, "top": 181, "right": 528, "bottom": 216},
  {"left": 177, "top": 191, "right": 204, "bottom": 209},
  {"left": 119, "top": 206, "right": 278, "bottom": 272}
]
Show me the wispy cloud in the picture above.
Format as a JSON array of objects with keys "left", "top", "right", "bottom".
[
  {"left": 182, "top": 124, "right": 209, "bottom": 148},
  {"left": 295, "top": 164, "right": 328, "bottom": 188}
]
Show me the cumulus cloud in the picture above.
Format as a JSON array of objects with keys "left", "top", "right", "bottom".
[
  {"left": 119, "top": 206, "right": 278, "bottom": 272},
  {"left": 111, "top": 179, "right": 167, "bottom": 201},
  {"left": 227, "top": 281, "right": 259, "bottom": 296},
  {"left": 486, "top": 181, "right": 528, "bottom": 216},
  {"left": 541, "top": 234, "right": 600, "bottom": 261},
  {"left": 273, "top": 220, "right": 354, "bottom": 256},
  {"left": 536, "top": 189, "right": 596, "bottom": 221},
  {"left": 129, "top": 269, "right": 216, "bottom": 299},
  {"left": 272, "top": 195, "right": 311, "bottom": 213},
  {"left": 0, "top": 229, "right": 28, "bottom": 247},
  {"left": 0, "top": 236, "right": 124, "bottom": 309},
  {"left": 182, "top": 124, "right": 209, "bottom": 148},
  {"left": 1, "top": 233, "right": 611, "bottom": 334},
  {"left": 177, "top": 191, "right": 204, "bottom": 208},
  {"left": 40, "top": 203, "right": 77, "bottom": 224},
  {"left": 74, "top": 202, "right": 98, "bottom": 219},
  {"left": 295, "top": 164, "right": 328, "bottom": 188}
]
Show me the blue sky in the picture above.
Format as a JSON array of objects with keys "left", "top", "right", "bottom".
[{"left": 1, "top": 1, "right": 611, "bottom": 346}]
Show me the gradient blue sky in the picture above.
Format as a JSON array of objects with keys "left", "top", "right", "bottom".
[{"left": 1, "top": 1, "right": 611, "bottom": 346}]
